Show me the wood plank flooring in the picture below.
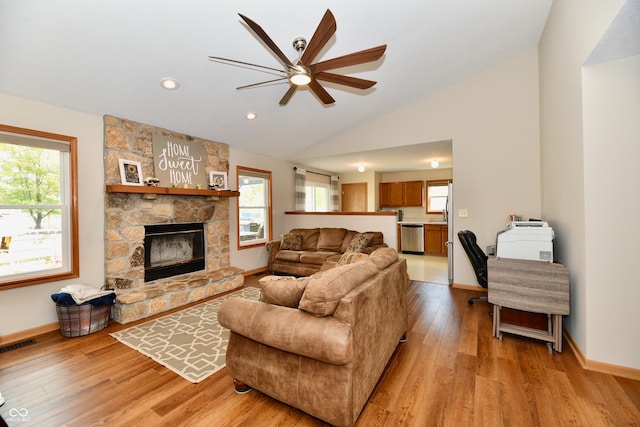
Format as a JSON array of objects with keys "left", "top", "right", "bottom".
[{"left": 1, "top": 277, "right": 639, "bottom": 426}]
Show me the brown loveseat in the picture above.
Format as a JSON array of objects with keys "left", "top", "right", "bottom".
[
  {"left": 265, "top": 227, "right": 387, "bottom": 276},
  {"left": 218, "top": 247, "right": 408, "bottom": 426}
]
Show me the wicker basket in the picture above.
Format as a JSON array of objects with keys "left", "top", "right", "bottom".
[{"left": 56, "top": 303, "right": 111, "bottom": 337}]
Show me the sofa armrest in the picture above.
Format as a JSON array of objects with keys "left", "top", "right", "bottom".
[
  {"left": 265, "top": 239, "right": 281, "bottom": 272},
  {"left": 219, "top": 298, "right": 352, "bottom": 365}
]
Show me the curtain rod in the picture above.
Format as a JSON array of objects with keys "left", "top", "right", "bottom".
[{"left": 293, "top": 166, "right": 338, "bottom": 179}]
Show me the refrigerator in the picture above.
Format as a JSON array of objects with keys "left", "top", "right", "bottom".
[{"left": 445, "top": 181, "right": 454, "bottom": 284}]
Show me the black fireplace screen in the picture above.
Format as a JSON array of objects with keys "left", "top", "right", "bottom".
[{"left": 144, "top": 223, "right": 205, "bottom": 282}]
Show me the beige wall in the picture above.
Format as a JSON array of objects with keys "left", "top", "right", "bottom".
[
  {"left": 583, "top": 55, "right": 640, "bottom": 368},
  {"left": 296, "top": 49, "right": 542, "bottom": 287},
  {"left": 0, "top": 93, "right": 105, "bottom": 337},
  {"left": 539, "top": 0, "right": 639, "bottom": 369}
]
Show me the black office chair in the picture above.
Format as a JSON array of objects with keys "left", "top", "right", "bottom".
[{"left": 458, "top": 230, "right": 488, "bottom": 305}]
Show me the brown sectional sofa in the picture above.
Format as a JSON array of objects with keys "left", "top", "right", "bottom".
[
  {"left": 265, "top": 227, "right": 387, "bottom": 276},
  {"left": 218, "top": 247, "right": 408, "bottom": 426}
]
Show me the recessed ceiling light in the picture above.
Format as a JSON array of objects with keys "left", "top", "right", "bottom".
[
  {"left": 160, "top": 78, "right": 179, "bottom": 90},
  {"left": 357, "top": 164, "right": 365, "bottom": 172},
  {"left": 245, "top": 112, "right": 257, "bottom": 120},
  {"left": 431, "top": 160, "right": 439, "bottom": 168}
]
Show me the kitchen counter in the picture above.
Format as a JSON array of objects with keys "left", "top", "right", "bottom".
[{"left": 398, "top": 220, "right": 447, "bottom": 224}]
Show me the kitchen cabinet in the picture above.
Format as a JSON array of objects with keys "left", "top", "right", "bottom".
[
  {"left": 379, "top": 181, "right": 423, "bottom": 207},
  {"left": 424, "top": 224, "right": 448, "bottom": 255}
]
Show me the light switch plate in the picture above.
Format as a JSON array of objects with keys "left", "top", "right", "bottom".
[{"left": 458, "top": 209, "right": 468, "bottom": 217}]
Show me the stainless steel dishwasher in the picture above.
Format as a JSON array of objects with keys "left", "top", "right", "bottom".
[{"left": 400, "top": 223, "right": 424, "bottom": 254}]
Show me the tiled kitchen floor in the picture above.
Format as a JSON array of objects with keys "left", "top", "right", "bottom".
[{"left": 400, "top": 253, "right": 449, "bottom": 284}]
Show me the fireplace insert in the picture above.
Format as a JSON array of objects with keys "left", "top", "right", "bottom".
[{"left": 144, "top": 222, "right": 205, "bottom": 282}]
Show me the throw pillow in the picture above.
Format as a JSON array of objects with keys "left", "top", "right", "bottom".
[
  {"left": 258, "top": 275, "right": 309, "bottom": 308},
  {"left": 280, "top": 233, "right": 302, "bottom": 251},
  {"left": 348, "top": 232, "right": 372, "bottom": 252},
  {"left": 336, "top": 251, "right": 369, "bottom": 266},
  {"left": 337, "top": 233, "right": 372, "bottom": 266}
]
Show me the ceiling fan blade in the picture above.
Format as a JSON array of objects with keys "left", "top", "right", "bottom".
[
  {"left": 279, "top": 85, "right": 297, "bottom": 105},
  {"left": 238, "top": 13, "right": 295, "bottom": 69},
  {"left": 300, "top": 9, "right": 337, "bottom": 65},
  {"left": 308, "top": 80, "right": 335, "bottom": 105},
  {"left": 208, "top": 56, "right": 286, "bottom": 74},
  {"left": 312, "top": 45, "right": 387, "bottom": 73},
  {"left": 314, "top": 72, "right": 377, "bottom": 89},
  {"left": 237, "top": 77, "right": 289, "bottom": 90}
]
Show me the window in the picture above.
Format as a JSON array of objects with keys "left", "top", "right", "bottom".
[
  {"left": 305, "top": 183, "right": 330, "bottom": 212},
  {"left": 426, "top": 180, "right": 450, "bottom": 213},
  {"left": 237, "top": 166, "right": 271, "bottom": 248},
  {"left": 0, "top": 124, "right": 79, "bottom": 290}
]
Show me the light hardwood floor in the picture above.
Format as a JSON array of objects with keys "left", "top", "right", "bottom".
[{"left": 1, "top": 276, "right": 639, "bottom": 426}]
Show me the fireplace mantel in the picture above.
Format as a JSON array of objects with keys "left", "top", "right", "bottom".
[{"left": 106, "top": 185, "right": 240, "bottom": 197}]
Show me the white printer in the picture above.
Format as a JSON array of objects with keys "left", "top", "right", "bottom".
[{"left": 496, "top": 221, "right": 555, "bottom": 262}]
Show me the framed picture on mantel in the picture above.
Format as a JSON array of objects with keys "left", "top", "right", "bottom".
[
  {"left": 118, "top": 159, "right": 143, "bottom": 186},
  {"left": 209, "top": 171, "right": 227, "bottom": 190}
]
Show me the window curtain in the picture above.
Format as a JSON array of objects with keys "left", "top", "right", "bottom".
[
  {"left": 330, "top": 176, "right": 339, "bottom": 211},
  {"left": 294, "top": 168, "right": 306, "bottom": 211}
]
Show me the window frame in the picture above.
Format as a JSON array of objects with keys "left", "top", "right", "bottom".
[
  {"left": 0, "top": 124, "right": 79, "bottom": 290},
  {"left": 236, "top": 166, "right": 272, "bottom": 250},
  {"left": 426, "top": 179, "right": 450, "bottom": 214}
]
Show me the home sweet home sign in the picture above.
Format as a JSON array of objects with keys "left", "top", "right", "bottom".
[{"left": 152, "top": 134, "right": 207, "bottom": 188}]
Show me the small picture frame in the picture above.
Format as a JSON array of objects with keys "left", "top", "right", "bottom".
[
  {"left": 209, "top": 171, "right": 228, "bottom": 190},
  {"left": 119, "top": 159, "right": 143, "bottom": 186}
]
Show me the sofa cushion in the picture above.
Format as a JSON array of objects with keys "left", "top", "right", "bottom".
[
  {"left": 298, "top": 259, "right": 379, "bottom": 316},
  {"left": 290, "top": 228, "right": 320, "bottom": 251},
  {"left": 340, "top": 230, "right": 358, "bottom": 253},
  {"left": 316, "top": 228, "right": 348, "bottom": 252},
  {"left": 275, "top": 250, "right": 302, "bottom": 263},
  {"left": 258, "top": 276, "right": 309, "bottom": 308},
  {"left": 280, "top": 233, "right": 302, "bottom": 250},
  {"left": 299, "top": 251, "right": 340, "bottom": 266},
  {"left": 369, "top": 247, "right": 399, "bottom": 270}
]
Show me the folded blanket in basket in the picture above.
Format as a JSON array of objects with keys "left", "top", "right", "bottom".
[
  {"left": 52, "top": 284, "right": 115, "bottom": 305},
  {"left": 51, "top": 293, "right": 115, "bottom": 306}
]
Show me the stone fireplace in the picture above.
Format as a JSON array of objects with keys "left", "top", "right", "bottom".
[
  {"left": 144, "top": 222, "right": 205, "bottom": 282},
  {"left": 103, "top": 116, "right": 244, "bottom": 324}
]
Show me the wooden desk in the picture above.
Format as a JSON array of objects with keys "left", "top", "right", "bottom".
[{"left": 488, "top": 258, "right": 569, "bottom": 352}]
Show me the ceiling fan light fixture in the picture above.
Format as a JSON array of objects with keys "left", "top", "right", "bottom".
[{"left": 289, "top": 71, "right": 311, "bottom": 86}]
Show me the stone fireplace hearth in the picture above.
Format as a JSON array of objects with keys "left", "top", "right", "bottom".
[{"left": 104, "top": 116, "right": 243, "bottom": 324}]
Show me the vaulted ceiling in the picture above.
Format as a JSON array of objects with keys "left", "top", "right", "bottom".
[{"left": 0, "top": 1, "right": 553, "bottom": 172}]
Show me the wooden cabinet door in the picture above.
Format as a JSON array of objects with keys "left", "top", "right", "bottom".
[
  {"left": 389, "top": 182, "right": 404, "bottom": 206},
  {"left": 379, "top": 183, "right": 391, "bottom": 207},
  {"left": 403, "top": 181, "right": 424, "bottom": 207},
  {"left": 425, "top": 225, "right": 443, "bottom": 255}
]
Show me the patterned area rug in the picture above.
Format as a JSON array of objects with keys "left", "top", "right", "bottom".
[{"left": 110, "top": 286, "right": 260, "bottom": 383}]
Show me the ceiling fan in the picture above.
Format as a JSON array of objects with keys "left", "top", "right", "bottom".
[{"left": 209, "top": 9, "right": 387, "bottom": 106}]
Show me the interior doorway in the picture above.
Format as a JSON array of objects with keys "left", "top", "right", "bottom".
[{"left": 341, "top": 182, "right": 367, "bottom": 212}]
